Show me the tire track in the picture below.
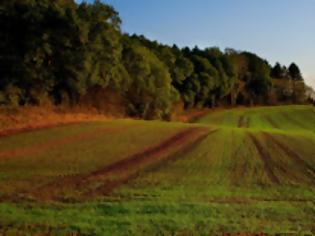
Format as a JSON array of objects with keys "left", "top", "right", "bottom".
[
  {"left": 263, "top": 132, "right": 315, "bottom": 179},
  {"left": 79, "top": 128, "right": 216, "bottom": 199},
  {"left": 250, "top": 133, "right": 307, "bottom": 185},
  {"left": 87, "top": 131, "right": 213, "bottom": 198},
  {"left": 230, "top": 139, "right": 247, "bottom": 186},
  {"left": 238, "top": 116, "right": 245, "bottom": 128},
  {"left": 30, "top": 127, "right": 216, "bottom": 201},
  {"left": 246, "top": 117, "right": 250, "bottom": 128},
  {"left": 263, "top": 116, "right": 280, "bottom": 129},
  {"left": 238, "top": 116, "right": 250, "bottom": 128},
  {"left": 94, "top": 129, "right": 219, "bottom": 196},
  {"left": 248, "top": 133, "right": 280, "bottom": 184},
  {"left": 280, "top": 111, "right": 310, "bottom": 130}
]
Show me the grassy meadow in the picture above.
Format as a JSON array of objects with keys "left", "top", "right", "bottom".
[{"left": 0, "top": 105, "right": 314, "bottom": 235}]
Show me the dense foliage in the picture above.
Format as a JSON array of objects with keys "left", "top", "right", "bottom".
[{"left": 0, "top": 0, "right": 308, "bottom": 119}]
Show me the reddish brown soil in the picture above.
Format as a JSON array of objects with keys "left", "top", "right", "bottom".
[
  {"left": 86, "top": 128, "right": 215, "bottom": 198},
  {"left": 30, "top": 127, "right": 215, "bottom": 202},
  {"left": 248, "top": 134, "right": 280, "bottom": 184},
  {"left": 187, "top": 109, "right": 212, "bottom": 123},
  {"left": 0, "top": 120, "right": 87, "bottom": 138},
  {"left": 174, "top": 107, "right": 213, "bottom": 123},
  {"left": 0, "top": 106, "right": 109, "bottom": 138}
]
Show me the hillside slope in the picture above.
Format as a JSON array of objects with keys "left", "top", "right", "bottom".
[{"left": 0, "top": 105, "right": 314, "bottom": 235}]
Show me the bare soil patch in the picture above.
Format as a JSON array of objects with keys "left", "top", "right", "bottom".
[{"left": 0, "top": 106, "right": 109, "bottom": 138}]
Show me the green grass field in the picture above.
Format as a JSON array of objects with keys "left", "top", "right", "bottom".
[{"left": 0, "top": 105, "right": 314, "bottom": 235}]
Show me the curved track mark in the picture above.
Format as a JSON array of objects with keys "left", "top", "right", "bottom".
[
  {"left": 238, "top": 116, "right": 245, "bottom": 128},
  {"left": 263, "top": 132, "right": 315, "bottom": 178},
  {"left": 238, "top": 116, "right": 250, "bottom": 128},
  {"left": 250, "top": 133, "right": 306, "bottom": 184},
  {"left": 263, "top": 116, "right": 280, "bottom": 129},
  {"left": 248, "top": 134, "right": 280, "bottom": 184},
  {"left": 281, "top": 112, "right": 311, "bottom": 130},
  {"left": 31, "top": 128, "right": 216, "bottom": 201},
  {"left": 230, "top": 140, "right": 247, "bottom": 186},
  {"left": 80, "top": 128, "right": 216, "bottom": 198}
]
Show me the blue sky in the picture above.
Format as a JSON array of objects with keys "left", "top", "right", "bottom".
[{"left": 77, "top": 0, "right": 315, "bottom": 88}]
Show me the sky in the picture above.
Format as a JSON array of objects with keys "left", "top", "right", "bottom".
[{"left": 77, "top": 0, "right": 315, "bottom": 89}]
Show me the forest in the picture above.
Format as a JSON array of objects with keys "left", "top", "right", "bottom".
[{"left": 0, "top": 0, "right": 310, "bottom": 120}]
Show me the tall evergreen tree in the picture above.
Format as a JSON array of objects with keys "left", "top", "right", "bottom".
[{"left": 288, "top": 63, "right": 303, "bottom": 81}]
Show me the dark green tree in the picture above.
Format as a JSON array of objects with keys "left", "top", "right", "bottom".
[
  {"left": 271, "top": 62, "right": 287, "bottom": 79},
  {"left": 122, "top": 39, "right": 178, "bottom": 119},
  {"left": 0, "top": 0, "right": 307, "bottom": 116},
  {"left": 242, "top": 52, "right": 272, "bottom": 104},
  {"left": 288, "top": 63, "right": 302, "bottom": 81}
]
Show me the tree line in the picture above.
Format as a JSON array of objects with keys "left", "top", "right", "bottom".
[{"left": 0, "top": 0, "right": 309, "bottom": 120}]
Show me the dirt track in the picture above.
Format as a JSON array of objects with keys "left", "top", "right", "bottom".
[
  {"left": 238, "top": 116, "right": 250, "bottom": 128},
  {"left": 82, "top": 128, "right": 213, "bottom": 198},
  {"left": 263, "top": 116, "right": 280, "bottom": 129},
  {"left": 280, "top": 112, "right": 310, "bottom": 130},
  {"left": 263, "top": 132, "right": 315, "bottom": 181},
  {"left": 89, "top": 128, "right": 219, "bottom": 197},
  {"left": 29, "top": 127, "right": 216, "bottom": 201},
  {"left": 248, "top": 134, "right": 280, "bottom": 184},
  {"left": 249, "top": 133, "right": 309, "bottom": 185},
  {"left": 230, "top": 140, "right": 247, "bottom": 186}
]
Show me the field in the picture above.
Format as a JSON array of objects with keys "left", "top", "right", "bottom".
[{"left": 0, "top": 105, "right": 314, "bottom": 235}]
